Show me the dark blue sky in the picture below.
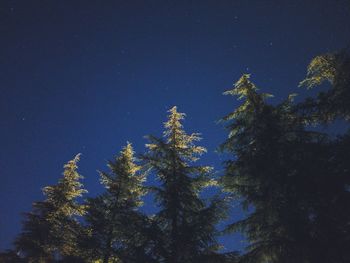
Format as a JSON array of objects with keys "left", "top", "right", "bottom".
[{"left": 1, "top": 0, "right": 350, "bottom": 252}]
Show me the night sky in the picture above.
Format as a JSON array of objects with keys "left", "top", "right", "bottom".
[{"left": 1, "top": 0, "right": 350, "bottom": 252}]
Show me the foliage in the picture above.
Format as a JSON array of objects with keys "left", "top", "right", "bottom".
[
  {"left": 2, "top": 50, "right": 350, "bottom": 263},
  {"left": 221, "top": 55, "right": 350, "bottom": 262},
  {"left": 14, "top": 154, "right": 87, "bottom": 262},
  {"left": 143, "top": 106, "right": 229, "bottom": 263},
  {"left": 82, "top": 143, "right": 152, "bottom": 263},
  {"left": 220, "top": 74, "right": 315, "bottom": 262},
  {"left": 298, "top": 50, "right": 350, "bottom": 123}
]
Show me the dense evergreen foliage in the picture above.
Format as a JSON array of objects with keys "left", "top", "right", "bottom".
[
  {"left": 142, "top": 106, "right": 229, "bottom": 263},
  {"left": 220, "top": 50, "right": 350, "bottom": 263},
  {"left": 81, "top": 143, "right": 151, "bottom": 263},
  {"left": 12, "top": 154, "right": 87, "bottom": 262},
  {"left": 298, "top": 50, "right": 350, "bottom": 123},
  {"left": 1, "top": 50, "right": 349, "bottom": 263}
]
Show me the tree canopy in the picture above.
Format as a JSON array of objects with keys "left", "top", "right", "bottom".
[{"left": 1, "top": 50, "right": 350, "bottom": 263}]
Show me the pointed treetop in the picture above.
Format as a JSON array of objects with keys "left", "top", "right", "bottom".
[
  {"left": 223, "top": 74, "right": 257, "bottom": 99},
  {"left": 146, "top": 106, "right": 208, "bottom": 164},
  {"left": 163, "top": 106, "right": 185, "bottom": 137},
  {"left": 125, "top": 141, "right": 133, "bottom": 152},
  {"left": 99, "top": 142, "right": 146, "bottom": 207},
  {"left": 221, "top": 74, "right": 273, "bottom": 122},
  {"left": 164, "top": 106, "right": 206, "bottom": 156},
  {"left": 43, "top": 153, "right": 87, "bottom": 217},
  {"left": 119, "top": 142, "right": 141, "bottom": 173},
  {"left": 101, "top": 142, "right": 141, "bottom": 188},
  {"left": 63, "top": 153, "right": 81, "bottom": 174},
  {"left": 120, "top": 141, "right": 135, "bottom": 162}
]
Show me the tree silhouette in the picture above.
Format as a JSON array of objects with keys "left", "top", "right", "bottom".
[
  {"left": 2, "top": 50, "right": 350, "bottom": 263},
  {"left": 82, "top": 143, "right": 153, "bottom": 263},
  {"left": 298, "top": 49, "right": 350, "bottom": 262},
  {"left": 221, "top": 56, "right": 350, "bottom": 262},
  {"left": 14, "top": 154, "right": 86, "bottom": 262},
  {"left": 143, "top": 106, "right": 230, "bottom": 263},
  {"left": 220, "top": 74, "right": 330, "bottom": 262}
]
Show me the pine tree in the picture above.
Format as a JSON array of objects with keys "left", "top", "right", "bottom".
[
  {"left": 220, "top": 75, "right": 326, "bottom": 263},
  {"left": 15, "top": 154, "right": 86, "bottom": 262},
  {"left": 143, "top": 106, "right": 228, "bottom": 263},
  {"left": 83, "top": 143, "right": 151, "bottom": 263}
]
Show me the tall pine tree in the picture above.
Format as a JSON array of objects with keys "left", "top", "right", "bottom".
[
  {"left": 143, "top": 106, "right": 229, "bottom": 263},
  {"left": 220, "top": 75, "right": 327, "bottom": 263},
  {"left": 15, "top": 154, "right": 87, "bottom": 262},
  {"left": 83, "top": 143, "right": 152, "bottom": 263}
]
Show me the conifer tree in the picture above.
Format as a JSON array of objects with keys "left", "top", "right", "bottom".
[
  {"left": 83, "top": 143, "right": 151, "bottom": 263},
  {"left": 220, "top": 75, "right": 325, "bottom": 263},
  {"left": 15, "top": 154, "right": 86, "bottom": 262},
  {"left": 143, "top": 106, "right": 229, "bottom": 263}
]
